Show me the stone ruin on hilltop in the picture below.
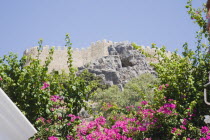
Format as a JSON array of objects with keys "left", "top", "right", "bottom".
[
  {"left": 23, "top": 40, "right": 171, "bottom": 89},
  {"left": 24, "top": 40, "right": 113, "bottom": 72}
]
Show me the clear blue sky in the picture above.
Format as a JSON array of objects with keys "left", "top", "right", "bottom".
[{"left": 0, "top": 0, "right": 207, "bottom": 58}]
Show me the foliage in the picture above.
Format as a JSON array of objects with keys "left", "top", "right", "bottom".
[
  {"left": 186, "top": 0, "right": 208, "bottom": 38},
  {"left": 78, "top": 69, "right": 109, "bottom": 96},
  {"left": 91, "top": 73, "right": 159, "bottom": 110},
  {"left": 123, "top": 73, "right": 159, "bottom": 104},
  {"left": 130, "top": 35, "right": 210, "bottom": 139},
  {"left": 0, "top": 34, "right": 94, "bottom": 125},
  {"left": 147, "top": 0, "right": 210, "bottom": 128},
  {"left": 30, "top": 95, "right": 205, "bottom": 140},
  {"left": 30, "top": 95, "right": 81, "bottom": 139}
]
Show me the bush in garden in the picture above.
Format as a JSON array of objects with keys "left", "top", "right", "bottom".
[
  {"left": 98, "top": 86, "right": 204, "bottom": 140},
  {"left": 30, "top": 94, "right": 82, "bottom": 139},
  {"left": 128, "top": 1, "right": 210, "bottom": 139},
  {"left": 149, "top": 0, "right": 210, "bottom": 129},
  {"left": 29, "top": 79, "right": 205, "bottom": 139},
  {"left": 30, "top": 87, "right": 204, "bottom": 140},
  {"left": 0, "top": 34, "right": 96, "bottom": 124}
]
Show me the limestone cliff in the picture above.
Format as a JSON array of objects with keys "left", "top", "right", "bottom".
[
  {"left": 24, "top": 41, "right": 164, "bottom": 89},
  {"left": 78, "top": 42, "right": 156, "bottom": 90}
]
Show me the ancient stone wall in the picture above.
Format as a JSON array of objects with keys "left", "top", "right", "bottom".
[
  {"left": 24, "top": 40, "right": 113, "bottom": 72},
  {"left": 23, "top": 40, "right": 171, "bottom": 72}
]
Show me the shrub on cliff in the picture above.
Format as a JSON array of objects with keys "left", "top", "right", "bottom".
[{"left": 91, "top": 73, "right": 159, "bottom": 110}]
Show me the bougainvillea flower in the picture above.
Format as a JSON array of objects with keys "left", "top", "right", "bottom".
[
  {"left": 171, "top": 128, "right": 177, "bottom": 133},
  {"left": 48, "top": 136, "right": 58, "bottom": 140},
  {"left": 201, "top": 126, "right": 209, "bottom": 134},
  {"left": 180, "top": 125, "right": 186, "bottom": 130},
  {"left": 50, "top": 95, "right": 62, "bottom": 102},
  {"left": 41, "top": 82, "right": 50, "bottom": 89},
  {"left": 141, "top": 101, "right": 148, "bottom": 105}
]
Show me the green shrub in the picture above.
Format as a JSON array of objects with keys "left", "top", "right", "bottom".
[
  {"left": 92, "top": 73, "right": 159, "bottom": 110},
  {"left": 0, "top": 34, "right": 95, "bottom": 125},
  {"left": 123, "top": 73, "right": 159, "bottom": 105}
]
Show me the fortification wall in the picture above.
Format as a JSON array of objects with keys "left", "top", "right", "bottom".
[
  {"left": 23, "top": 40, "right": 113, "bottom": 72},
  {"left": 23, "top": 40, "right": 171, "bottom": 72}
]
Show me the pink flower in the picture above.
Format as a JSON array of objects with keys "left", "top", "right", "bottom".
[
  {"left": 163, "top": 103, "right": 176, "bottom": 109},
  {"left": 182, "top": 118, "right": 187, "bottom": 125},
  {"left": 137, "top": 106, "right": 141, "bottom": 109},
  {"left": 157, "top": 103, "right": 176, "bottom": 115},
  {"left": 48, "top": 136, "right": 58, "bottom": 140},
  {"left": 112, "top": 121, "right": 128, "bottom": 133},
  {"left": 165, "top": 84, "right": 169, "bottom": 87},
  {"left": 66, "top": 135, "right": 74, "bottom": 140},
  {"left": 36, "top": 117, "right": 45, "bottom": 123},
  {"left": 50, "top": 95, "right": 62, "bottom": 102},
  {"left": 207, "top": 135, "right": 210, "bottom": 139},
  {"left": 180, "top": 125, "right": 186, "bottom": 130},
  {"left": 158, "top": 85, "right": 163, "bottom": 90},
  {"left": 95, "top": 116, "right": 106, "bottom": 125},
  {"left": 141, "top": 101, "right": 148, "bottom": 105},
  {"left": 50, "top": 108, "right": 55, "bottom": 111},
  {"left": 68, "top": 114, "right": 80, "bottom": 122},
  {"left": 138, "top": 126, "right": 147, "bottom": 131},
  {"left": 171, "top": 128, "right": 177, "bottom": 133},
  {"left": 201, "top": 126, "right": 209, "bottom": 134},
  {"left": 0, "top": 77, "right": 2, "bottom": 81},
  {"left": 41, "top": 82, "right": 50, "bottom": 89}
]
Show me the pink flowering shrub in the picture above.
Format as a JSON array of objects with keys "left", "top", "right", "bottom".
[
  {"left": 31, "top": 94, "right": 82, "bottom": 139},
  {"left": 30, "top": 81, "right": 206, "bottom": 140},
  {"left": 32, "top": 94, "right": 201, "bottom": 140},
  {"left": 75, "top": 117, "right": 133, "bottom": 140},
  {"left": 0, "top": 34, "right": 96, "bottom": 125}
]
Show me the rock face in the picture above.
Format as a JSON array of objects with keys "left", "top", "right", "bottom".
[{"left": 78, "top": 42, "right": 156, "bottom": 90}]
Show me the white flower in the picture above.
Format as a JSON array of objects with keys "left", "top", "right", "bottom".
[{"left": 204, "top": 115, "right": 210, "bottom": 124}]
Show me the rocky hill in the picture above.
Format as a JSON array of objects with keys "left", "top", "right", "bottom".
[
  {"left": 24, "top": 41, "right": 161, "bottom": 90},
  {"left": 78, "top": 42, "right": 156, "bottom": 90}
]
